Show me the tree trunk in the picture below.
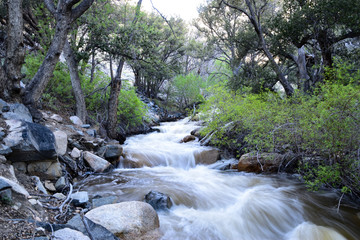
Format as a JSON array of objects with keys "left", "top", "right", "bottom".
[
  {"left": 63, "top": 40, "right": 88, "bottom": 123},
  {"left": 107, "top": 58, "right": 125, "bottom": 139},
  {"left": 90, "top": 48, "right": 96, "bottom": 83},
  {"left": 1, "top": 0, "right": 25, "bottom": 100},
  {"left": 297, "top": 46, "right": 311, "bottom": 93},
  {"left": 22, "top": 0, "right": 94, "bottom": 120},
  {"left": 23, "top": 14, "right": 70, "bottom": 116},
  {"left": 106, "top": 0, "right": 143, "bottom": 139}
]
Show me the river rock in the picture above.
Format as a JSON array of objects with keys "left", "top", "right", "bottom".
[
  {"left": 145, "top": 191, "right": 173, "bottom": 211},
  {"left": 194, "top": 149, "right": 220, "bottom": 165},
  {"left": 92, "top": 196, "right": 118, "bottom": 208},
  {"left": 4, "top": 120, "right": 57, "bottom": 162},
  {"left": 71, "top": 191, "right": 89, "bottom": 208},
  {"left": 85, "top": 201, "right": 160, "bottom": 240},
  {"left": 70, "top": 147, "right": 81, "bottom": 159},
  {"left": 27, "top": 161, "right": 62, "bottom": 179},
  {"left": 55, "top": 176, "right": 67, "bottom": 191},
  {"left": 67, "top": 215, "right": 120, "bottom": 240},
  {"left": 83, "top": 151, "right": 113, "bottom": 173},
  {"left": 70, "top": 116, "right": 83, "bottom": 126},
  {"left": 238, "top": 152, "right": 284, "bottom": 173},
  {"left": 180, "top": 135, "right": 196, "bottom": 143},
  {"left": 53, "top": 130, "right": 68, "bottom": 156},
  {"left": 54, "top": 228, "right": 90, "bottom": 240},
  {"left": 98, "top": 145, "right": 123, "bottom": 161}
]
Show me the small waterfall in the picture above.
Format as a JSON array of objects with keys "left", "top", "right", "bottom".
[{"left": 76, "top": 118, "right": 360, "bottom": 240}]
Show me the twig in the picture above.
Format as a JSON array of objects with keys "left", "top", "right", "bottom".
[
  {"left": 150, "top": 0, "right": 177, "bottom": 37},
  {"left": 337, "top": 192, "right": 345, "bottom": 214}
]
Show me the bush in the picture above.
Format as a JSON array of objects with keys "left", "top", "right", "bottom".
[{"left": 199, "top": 63, "right": 360, "bottom": 195}]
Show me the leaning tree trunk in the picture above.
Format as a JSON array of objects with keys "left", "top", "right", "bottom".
[
  {"left": 63, "top": 40, "right": 88, "bottom": 123},
  {"left": 0, "top": 0, "right": 25, "bottom": 100},
  {"left": 22, "top": 0, "right": 94, "bottom": 120}
]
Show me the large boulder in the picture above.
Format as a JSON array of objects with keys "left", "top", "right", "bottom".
[
  {"left": 85, "top": 201, "right": 160, "bottom": 240},
  {"left": 83, "top": 151, "right": 113, "bottom": 173},
  {"left": 3, "top": 120, "right": 57, "bottom": 162},
  {"left": 194, "top": 149, "right": 220, "bottom": 165},
  {"left": 238, "top": 152, "right": 284, "bottom": 173}
]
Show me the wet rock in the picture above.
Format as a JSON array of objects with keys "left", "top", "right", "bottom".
[
  {"left": 190, "top": 128, "right": 202, "bottom": 138},
  {"left": 27, "top": 161, "right": 62, "bottom": 180},
  {"left": 98, "top": 145, "right": 123, "bottom": 161},
  {"left": 194, "top": 149, "right": 220, "bottom": 165},
  {"left": 53, "top": 130, "right": 68, "bottom": 156},
  {"left": 70, "top": 147, "right": 81, "bottom": 159},
  {"left": 4, "top": 120, "right": 57, "bottom": 162},
  {"left": 70, "top": 116, "right": 83, "bottom": 126},
  {"left": 121, "top": 157, "right": 151, "bottom": 169},
  {"left": 83, "top": 151, "right": 113, "bottom": 173},
  {"left": 180, "top": 135, "right": 196, "bottom": 143},
  {"left": 145, "top": 191, "right": 173, "bottom": 211},
  {"left": 55, "top": 176, "right": 67, "bottom": 192},
  {"left": 67, "top": 214, "right": 120, "bottom": 240},
  {"left": 71, "top": 191, "right": 89, "bottom": 208},
  {"left": 50, "top": 114, "right": 63, "bottom": 123},
  {"left": 238, "top": 152, "right": 284, "bottom": 173},
  {"left": 54, "top": 228, "right": 90, "bottom": 240},
  {"left": 85, "top": 201, "right": 160, "bottom": 240},
  {"left": 92, "top": 196, "right": 118, "bottom": 208}
]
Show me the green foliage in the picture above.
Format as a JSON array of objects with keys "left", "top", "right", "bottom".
[
  {"left": 199, "top": 60, "right": 360, "bottom": 194},
  {"left": 171, "top": 73, "right": 205, "bottom": 110},
  {"left": 117, "top": 85, "right": 148, "bottom": 129}
]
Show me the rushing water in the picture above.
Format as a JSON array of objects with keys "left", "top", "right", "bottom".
[{"left": 77, "top": 118, "right": 360, "bottom": 240}]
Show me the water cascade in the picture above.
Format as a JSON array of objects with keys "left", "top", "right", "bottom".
[{"left": 76, "top": 118, "right": 360, "bottom": 240}]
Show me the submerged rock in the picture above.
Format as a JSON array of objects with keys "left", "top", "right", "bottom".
[
  {"left": 145, "top": 191, "right": 173, "bottom": 211},
  {"left": 194, "top": 149, "right": 220, "bottom": 165},
  {"left": 85, "top": 201, "right": 160, "bottom": 240}
]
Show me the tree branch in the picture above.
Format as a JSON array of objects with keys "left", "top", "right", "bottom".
[
  {"left": 71, "top": 0, "right": 94, "bottom": 21},
  {"left": 44, "top": 0, "right": 57, "bottom": 16}
]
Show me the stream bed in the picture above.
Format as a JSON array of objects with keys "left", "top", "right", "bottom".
[{"left": 76, "top": 118, "right": 360, "bottom": 240}]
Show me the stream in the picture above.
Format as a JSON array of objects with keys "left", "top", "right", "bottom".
[{"left": 76, "top": 118, "right": 360, "bottom": 240}]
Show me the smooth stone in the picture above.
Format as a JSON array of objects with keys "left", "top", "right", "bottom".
[
  {"left": 53, "top": 193, "right": 66, "bottom": 200},
  {"left": 194, "top": 149, "right": 220, "bottom": 165},
  {"left": 27, "top": 161, "right": 62, "bottom": 180},
  {"left": 50, "top": 114, "right": 63, "bottom": 123},
  {"left": 238, "top": 152, "right": 284, "bottom": 173},
  {"left": 44, "top": 181, "right": 56, "bottom": 192},
  {"left": 145, "top": 191, "right": 173, "bottom": 211},
  {"left": 0, "top": 176, "right": 29, "bottom": 197},
  {"left": 85, "top": 201, "right": 160, "bottom": 239},
  {"left": 180, "top": 135, "right": 196, "bottom": 143},
  {"left": 71, "top": 191, "right": 89, "bottom": 207},
  {"left": 54, "top": 228, "right": 90, "bottom": 240},
  {"left": 70, "top": 148, "right": 81, "bottom": 159},
  {"left": 83, "top": 151, "right": 112, "bottom": 173}
]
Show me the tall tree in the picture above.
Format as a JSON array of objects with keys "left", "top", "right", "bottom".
[
  {"left": 106, "top": 0, "right": 142, "bottom": 139},
  {"left": 220, "top": 0, "right": 294, "bottom": 96},
  {"left": 0, "top": 0, "right": 25, "bottom": 100},
  {"left": 23, "top": 0, "right": 94, "bottom": 120}
]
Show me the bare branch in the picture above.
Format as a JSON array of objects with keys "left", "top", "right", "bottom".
[{"left": 150, "top": 0, "right": 177, "bottom": 37}]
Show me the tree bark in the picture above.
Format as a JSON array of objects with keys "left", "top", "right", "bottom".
[
  {"left": 106, "top": 0, "right": 142, "bottom": 139},
  {"left": 0, "top": 0, "right": 25, "bottom": 100},
  {"left": 23, "top": 0, "right": 94, "bottom": 120},
  {"left": 63, "top": 40, "right": 88, "bottom": 123}
]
